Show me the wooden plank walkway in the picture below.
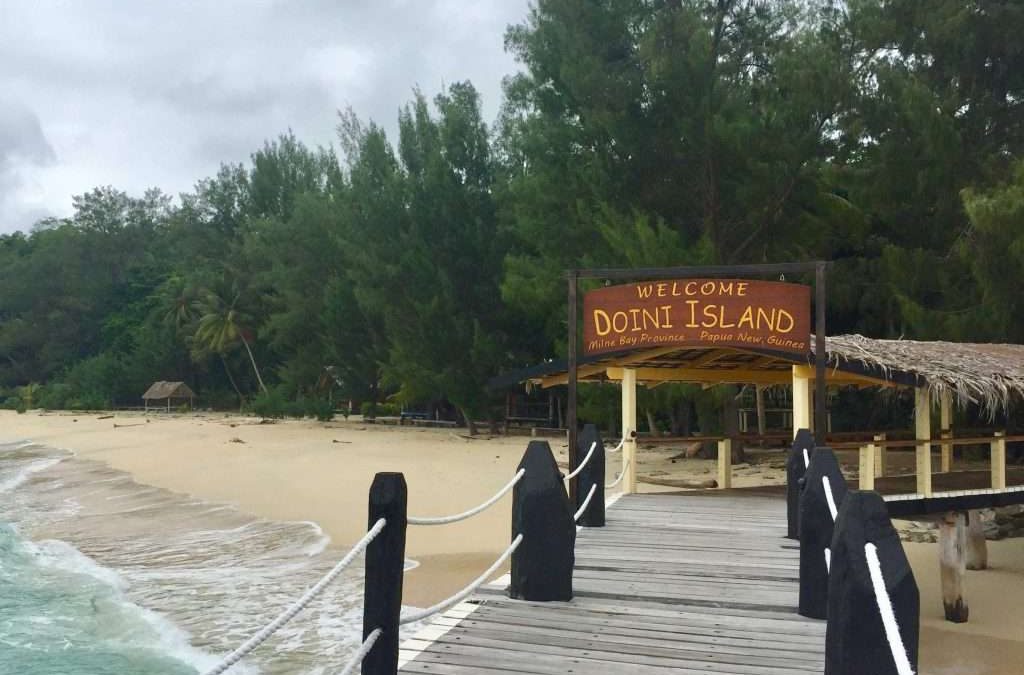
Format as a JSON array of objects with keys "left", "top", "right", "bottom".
[{"left": 399, "top": 492, "right": 826, "bottom": 674}]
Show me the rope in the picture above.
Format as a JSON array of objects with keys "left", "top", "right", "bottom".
[
  {"left": 338, "top": 628, "right": 382, "bottom": 675},
  {"left": 564, "top": 442, "right": 597, "bottom": 481},
  {"left": 408, "top": 469, "right": 525, "bottom": 525},
  {"left": 606, "top": 436, "right": 626, "bottom": 453},
  {"left": 865, "top": 543, "right": 916, "bottom": 675},
  {"left": 399, "top": 534, "right": 524, "bottom": 625},
  {"left": 573, "top": 484, "right": 598, "bottom": 522},
  {"left": 822, "top": 475, "right": 839, "bottom": 521},
  {"left": 802, "top": 447, "right": 810, "bottom": 468},
  {"left": 605, "top": 458, "right": 630, "bottom": 489},
  {"left": 202, "top": 518, "right": 387, "bottom": 675}
]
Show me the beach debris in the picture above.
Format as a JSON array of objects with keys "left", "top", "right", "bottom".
[
  {"left": 113, "top": 422, "right": 145, "bottom": 428},
  {"left": 258, "top": 418, "right": 276, "bottom": 425},
  {"left": 332, "top": 439, "right": 352, "bottom": 444},
  {"left": 97, "top": 415, "right": 113, "bottom": 420},
  {"left": 229, "top": 437, "right": 245, "bottom": 443}
]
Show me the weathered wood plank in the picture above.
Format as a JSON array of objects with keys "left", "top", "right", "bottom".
[{"left": 399, "top": 492, "right": 825, "bottom": 674}]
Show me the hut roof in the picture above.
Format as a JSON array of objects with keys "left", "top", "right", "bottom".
[
  {"left": 826, "top": 335, "right": 1024, "bottom": 412},
  {"left": 142, "top": 381, "right": 196, "bottom": 400},
  {"left": 490, "top": 334, "right": 1024, "bottom": 413}
]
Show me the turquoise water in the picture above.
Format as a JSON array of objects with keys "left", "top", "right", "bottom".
[
  {"left": 0, "top": 439, "right": 375, "bottom": 674},
  {"left": 0, "top": 523, "right": 202, "bottom": 674}
]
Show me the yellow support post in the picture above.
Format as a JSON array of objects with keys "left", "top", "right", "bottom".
[
  {"left": 717, "top": 438, "right": 732, "bottom": 489},
  {"left": 792, "top": 366, "right": 813, "bottom": 438},
  {"left": 992, "top": 431, "right": 1006, "bottom": 490},
  {"left": 874, "top": 433, "right": 886, "bottom": 478},
  {"left": 915, "top": 387, "right": 933, "bottom": 496},
  {"left": 621, "top": 368, "right": 638, "bottom": 494},
  {"left": 859, "top": 444, "right": 875, "bottom": 490},
  {"left": 940, "top": 390, "right": 953, "bottom": 473}
]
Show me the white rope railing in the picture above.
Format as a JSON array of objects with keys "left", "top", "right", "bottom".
[
  {"left": 202, "top": 518, "right": 387, "bottom": 675},
  {"left": 564, "top": 442, "right": 597, "bottom": 481},
  {"left": 408, "top": 469, "right": 525, "bottom": 525},
  {"left": 573, "top": 484, "right": 598, "bottom": 522},
  {"left": 338, "top": 627, "right": 382, "bottom": 675},
  {"left": 399, "top": 534, "right": 524, "bottom": 625},
  {"left": 865, "top": 543, "right": 916, "bottom": 675},
  {"left": 606, "top": 436, "right": 626, "bottom": 453},
  {"left": 605, "top": 458, "right": 630, "bottom": 489}
]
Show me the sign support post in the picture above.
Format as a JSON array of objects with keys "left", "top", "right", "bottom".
[
  {"left": 567, "top": 271, "right": 579, "bottom": 503},
  {"left": 815, "top": 262, "right": 827, "bottom": 446}
]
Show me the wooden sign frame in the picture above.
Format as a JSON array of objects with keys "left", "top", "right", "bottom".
[{"left": 566, "top": 262, "right": 829, "bottom": 499}]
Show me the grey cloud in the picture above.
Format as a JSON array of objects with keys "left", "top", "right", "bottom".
[{"left": 0, "top": 0, "right": 529, "bottom": 233}]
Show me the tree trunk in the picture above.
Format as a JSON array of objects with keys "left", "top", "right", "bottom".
[
  {"left": 220, "top": 354, "right": 244, "bottom": 410},
  {"left": 755, "top": 385, "right": 767, "bottom": 437},
  {"left": 239, "top": 336, "right": 268, "bottom": 393},
  {"left": 460, "top": 407, "right": 478, "bottom": 436},
  {"left": 645, "top": 409, "right": 659, "bottom": 437}
]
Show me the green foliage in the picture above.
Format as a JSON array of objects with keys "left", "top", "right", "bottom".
[{"left": 2, "top": 1, "right": 1024, "bottom": 428}]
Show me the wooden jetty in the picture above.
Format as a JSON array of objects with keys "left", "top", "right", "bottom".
[{"left": 399, "top": 492, "right": 826, "bottom": 674}]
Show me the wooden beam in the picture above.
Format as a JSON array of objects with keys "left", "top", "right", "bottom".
[
  {"left": 539, "top": 346, "right": 683, "bottom": 388},
  {"left": 606, "top": 366, "right": 793, "bottom": 385}
]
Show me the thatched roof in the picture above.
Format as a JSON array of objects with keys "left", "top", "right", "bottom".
[
  {"left": 142, "top": 381, "right": 196, "bottom": 400},
  {"left": 491, "top": 334, "right": 1024, "bottom": 414},
  {"left": 826, "top": 335, "right": 1024, "bottom": 413}
]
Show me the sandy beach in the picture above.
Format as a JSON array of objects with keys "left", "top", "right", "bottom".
[{"left": 3, "top": 410, "right": 1023, "bottom": 673}]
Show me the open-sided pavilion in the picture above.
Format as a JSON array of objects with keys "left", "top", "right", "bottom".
[{"left": 496, "top": 333, "right": 1024, "bottom": 496}]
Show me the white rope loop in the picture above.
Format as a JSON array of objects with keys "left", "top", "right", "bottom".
[
  {"left": 865, "top": 543, "right": 916, "bottom": 675},
  {"left": 408, "top": 469, "right": 525, "bottom": 525},
  {"left": 573, "top": 483, "right": 598, "bottom": 522},
  {"left": 338, "top": 627, "right": 382, "bottom": 675},
  {"left": 822, "top": 475, "right": 839, "bottom": 521},
  {"left": 802, "top": 447, "right": 810, "bottom": 468},
  {"left": 564, "top": 442, "right": 597, "bottom": 481},
  {"left": 399, "top": 534, "right": 524, "bottom": 625},
  {"left": 202, "top": 518, "right": 387, "bottom": 675},
  {"left": 606, "top": 436, "right": 626, "bottom": 453},
  {"left": 606, "top": 458, "right": 630, "bottom": 489}
]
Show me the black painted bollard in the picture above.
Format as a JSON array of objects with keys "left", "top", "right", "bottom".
[
  {"left": 575, "top": 424, "right": 606, "bottom": 527},
  {"left": 362, "top": 472, "right": 407, "bottom": 675},
  {"left": 787, "top": 428, "right": 815, "bottom": 539},
  {"left": 509, "top": 440, "right": 575, "bottom": 601},
  {"left": 799, "top": 447, "right": 848, "bottom": 619},
  {"left": 826, "top": 491, "right": 919, "bottom": 675}
]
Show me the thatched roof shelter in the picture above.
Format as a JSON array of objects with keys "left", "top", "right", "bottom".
[
  {"left": 142, "top": 381, "right": 196, "bottom": 403},
  {"left": 827, "top": 335, "right": 1024, "bottom": 413},
  {"left": 492, "top": 334, "right": 1024, "bottom": 414}
]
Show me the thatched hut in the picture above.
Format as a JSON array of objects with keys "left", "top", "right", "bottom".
[{"left": 142, "top": 381, "right": 196, "bottom": 412}]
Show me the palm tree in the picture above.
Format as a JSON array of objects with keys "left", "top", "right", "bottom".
[{"left": 192, "top": 290, "right": 268, "bottom": 394}]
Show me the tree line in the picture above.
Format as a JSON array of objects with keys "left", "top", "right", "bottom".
[{"left": 2, "top": 0, "right": 1022, "bottom": 431}]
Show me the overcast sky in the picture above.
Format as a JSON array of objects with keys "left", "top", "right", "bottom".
[{"left": 0, "top": 1, "right": 531, "bottom": 234}]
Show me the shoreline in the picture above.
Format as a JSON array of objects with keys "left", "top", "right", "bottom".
[{"left": 3, "top": 410, "right": 1024, "bottom": 674}]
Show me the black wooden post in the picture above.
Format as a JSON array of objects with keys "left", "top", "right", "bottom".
[
  {"left": 567, "top": 271, "right": 579, "bottom": 504},
  {"left": 575, "top": 423, "right": 606, "bottom": 527},
  {"left": 814, "top": 262, "right": 827, "bottom": 446},
  {"left": 510, "top": 440, "right": 575, "bottom": 601},
  {"left": 799, "top": 447, "right": 848, "bottom": 619},
  {"left": 787, "top": 428, "right": 815, "bottom": 539},
  {"left": 362, "top": 472, "right": 407, "bottom": 675},
  {"left": 826, "top": 491, "right": 919, "bottom": 675}
]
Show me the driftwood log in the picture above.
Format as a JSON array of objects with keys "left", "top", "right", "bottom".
[
  {"left": 938, "top": 511, "right": 969, "bottom": 623},
  {"left": 966, "top": 510, "right": 988, "bottom": 571}
]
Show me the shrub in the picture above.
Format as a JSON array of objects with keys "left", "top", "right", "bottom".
[
  {"left": 250, "top": 388, "right": 290, "bottom": 419},
  {"left": 304, "top": 397, "right": 335, "bottom": 422},
  {"left": 36, "top": 383, "right": 74, "bottom": 410}
]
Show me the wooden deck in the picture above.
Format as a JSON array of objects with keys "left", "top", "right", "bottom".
[{"left": 399, "top": 492, "right": 826, "bottom": 674}]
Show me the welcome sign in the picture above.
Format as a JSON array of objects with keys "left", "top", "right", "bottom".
[{"left": 582, "top": 278, "right": 811, "bottom": 356}]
